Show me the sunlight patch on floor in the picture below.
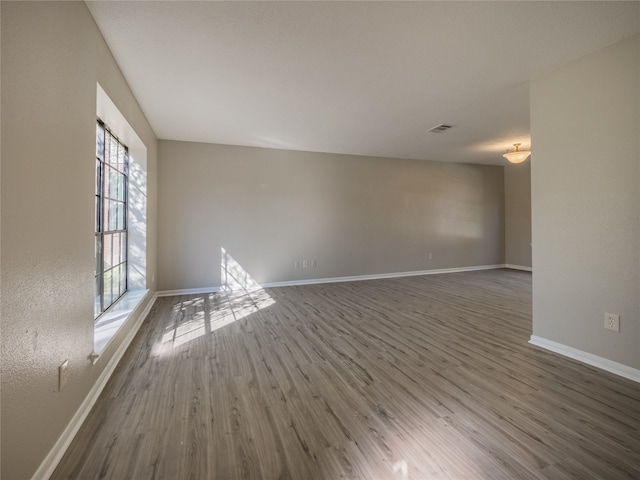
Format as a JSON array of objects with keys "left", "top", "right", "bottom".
[{"left": 158, "top": 248, "right": 275, "bottom": 351}]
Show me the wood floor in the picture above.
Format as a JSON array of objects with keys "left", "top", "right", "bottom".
[{"left": 53, "top": 269, "right": 640, "bottom": 479}]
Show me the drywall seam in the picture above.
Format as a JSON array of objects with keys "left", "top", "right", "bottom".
[
  {"left": 529, "top": 335, "right": 640, "bottom": 384},
  {"left": 31, "top": 292, "right": 158, "bottom": 480},
  {"left": 157, "top": 264, "right": 508, "bottom": 296}
]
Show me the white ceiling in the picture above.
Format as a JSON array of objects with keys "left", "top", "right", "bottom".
[{"left": 86, "top": 1, "right": 640, "bottom": 165}]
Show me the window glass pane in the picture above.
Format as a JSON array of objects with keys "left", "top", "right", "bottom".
[
  {"left": 117, "top": 146, "right": 127, "bottom": 174},
  {"left": 103, "top": 268, "right": 113, "bottom": 308},
  {"left": 113, "top": 264, "right": 121, "bottom": 299},
  {"left": 107, "top": 168, "right": 115, "bottom": 200},
  {"left": 104, "top": 132, "right": 111, "bottom": 164},
  {"left": 96, "top": 123, "right": 104, "bottom": 159},
  {"left": 95, "top": 159, "right": 101, "bottom": 196},
  {"left": 110, "top": 267, "right": 116, "bottom": 304},
  {"left": 116, "top": 202, "right": 124, "bottom": 230},
  {"left": 104, "top": 233, "right": 113, "bottom": 269},
  {"left": 114, "top": 169, "right": 121, "bottom": 201},
  {"left": 117, "top": 174, "right": 126, "bottom": 201},
  {"left": 95, "top": 276, "right": 101, "bottom": 317},
  {"left": 112, "top": 203, "right": 117, "bottom": 231},
  {"left": 112, "top": 232, "right": 121, "bottom": 265},
  {"left": 117, "top": 203, "right": 125, "bottom": 230},
  {"left": 115, "top": 171, "right": 122, "bottom": 201},
  {"left": 103, "top": 165, "right": 111, "bottom": 199},
  {"left": 106, "top": 167, "right": 113, "bottom": 199},
  {"left": 108, "top": 200, "right": 117, "bottom": 231},
  {"left": 118, "top": 265, "right": 124, "bottom": 298},
  {"left": 103, "top": 200, "right": 107, "bottom": 232},
  {"left": 109, "top": 135, "right": 118, "bottom": 165},
  {"left": 102, "top": 197, "right": 109, "bottom": 232},
  {"left": 95, "top": 235, "right": 102, "bottom": 275},
  {"left": 112, "top": 233, "right": 118, "bottom": 268},
  {"left": 120, "top": 263, "right": 127, "bottom": 292},
  {"left": 121, "top": 233, "right": 127, "bottom": 263},
  {"left": 95, "top": 196, "right": 100, "bottom": 232},
  {"left": 105, "top": 166, "right": 115, "bottom": 200}
]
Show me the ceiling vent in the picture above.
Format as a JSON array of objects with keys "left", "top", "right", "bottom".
[{"left": 427, "top": 124, "right": 454, "bottom": 133}]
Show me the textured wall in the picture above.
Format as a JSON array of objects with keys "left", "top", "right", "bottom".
[
  {"left": 504, "top": 162, "right": 532, "bottom": 268},
  {"left": 0, "top": 3, "right": 158, "bottom": 479},
  {"left": 530, "top": 34, "right": 640, "bottom": 368},
  {"left": 157, "top": 141, "right": 505, "bottom": 291}
]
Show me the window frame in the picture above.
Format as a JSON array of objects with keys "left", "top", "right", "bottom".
[{"left": 95, "top": 119, "right": 129, "bottom": 319}]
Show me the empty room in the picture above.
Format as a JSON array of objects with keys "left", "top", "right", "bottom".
[{"left": 1, "top": 1, "right": 639, "bottom": 479}]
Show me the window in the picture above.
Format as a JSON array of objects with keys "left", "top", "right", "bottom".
[
  {"left": 93, "top": 84, "right": 149, "bottom": 356},
  {"left": 95, "top": 120, "right": 128, "bottom": 318}
]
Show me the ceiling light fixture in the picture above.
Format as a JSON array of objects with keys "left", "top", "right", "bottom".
[{"left": 503, "top": 143, "right": 531, "bottom": 164}]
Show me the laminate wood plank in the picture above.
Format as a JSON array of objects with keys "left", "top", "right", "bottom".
[{"left": 52, "top": 269, "right": 640, "bottom": 479}]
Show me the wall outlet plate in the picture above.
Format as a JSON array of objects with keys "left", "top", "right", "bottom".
[{"left": 604, "top": 313, "right": 620, "bottom": 332}]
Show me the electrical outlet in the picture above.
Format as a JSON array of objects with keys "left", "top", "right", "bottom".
[
  {"left": 302, "top": 260, "right": 308, "bottom": 268},
  {"left": 58, "top": 360, "right": 69, "bottom": 391},
  {"left": 604, "top": 313, "right": 620, "bottom": 332},
  {"left": 294, "top": 261, "right": 301, "bottom": 268}
]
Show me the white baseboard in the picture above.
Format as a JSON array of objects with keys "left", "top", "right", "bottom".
[
  {"left": 262, "top": 265, "right": 506, "bottom": 288},
  {"left": 529, "top": 335, "right": 640, "bottom": 384},
  {"left": 504, "top": 264, "right": 532, "bottom": 272},
  {"left": 157, "top": 264, "right": 506, "bottom": 296},
  {"left": 157, "top": 286, "right": 221, "bottom": 297},
  {"left": 32, "top": 292, "right": 158, "bottom": 480}
]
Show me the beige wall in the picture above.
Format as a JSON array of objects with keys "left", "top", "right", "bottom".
[
  {"left": 1, "top": 3, "right": 158, "bottom": 479},
  {"left": 530, "top": 34, "right": 640, "bottom": 368},
  {"left": 504, "top": 162, "right": 532, "bottom": 268},
  {"left": 158, "top": 141, "right": 505, "bottom": 291}
]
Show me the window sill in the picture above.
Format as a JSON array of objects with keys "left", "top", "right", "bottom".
[{"left": 92, "top": 289, "right": 149, "bottom": 364}]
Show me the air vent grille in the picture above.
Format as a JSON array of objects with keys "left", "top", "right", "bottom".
[{"left": 427, "top": 124, "right": 454, "bottom": 133}]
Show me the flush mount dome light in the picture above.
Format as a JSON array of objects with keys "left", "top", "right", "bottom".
[{"left": 503, "top": 143, "right": 531, "bottom": 164}]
